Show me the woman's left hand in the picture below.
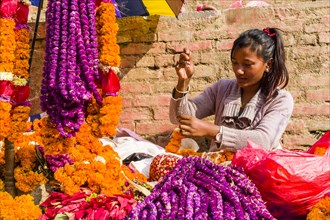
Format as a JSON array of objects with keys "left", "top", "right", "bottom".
[{"left": 177, "top": 114, "right": 216, "bottom": 138}]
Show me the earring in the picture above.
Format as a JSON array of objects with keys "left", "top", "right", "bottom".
[{"left": 265, "top": 67, "right": 269, "bottom": 73}]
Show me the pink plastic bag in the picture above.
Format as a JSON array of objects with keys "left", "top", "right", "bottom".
[
  {"left": 307, "top": 131, "right": 330, "bottom": 154},
  {"left": 232, "top": 140, "right": 330, "bottom": 219}
]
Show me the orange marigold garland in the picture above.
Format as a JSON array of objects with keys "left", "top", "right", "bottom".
[
  {"left": 7, "top": 105, "right": 32, "bottom": 143},
  {"left": 0, "top": 191, "right": 42, "bottom": 219},
  {"left": 99, "top": 95, "right": 122, "bottom": 137},
  {"left": 96, "top": 2, "right": 120, "bottom": 67},
  {"left": 0, "top": 18, "right": 16, "bottom": 139},
  {"left": 165, "top": 128, "right": 235, "bottom": 164},
  {"left": 307, "top": 195, "right": 330, "bottom": 219},
  {"left": 13, "top": 26, "right": 30, "bottom": 80}
]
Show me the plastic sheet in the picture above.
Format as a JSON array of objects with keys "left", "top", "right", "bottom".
[{"left": 232, "top": 140, "right": 330, "bottom": 218}]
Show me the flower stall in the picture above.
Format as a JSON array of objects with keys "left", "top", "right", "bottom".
[{"left": 0, "top": 0, "right": 329, "bottom": 219}]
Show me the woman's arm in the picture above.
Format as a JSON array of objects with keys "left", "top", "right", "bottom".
[{"left": 169, "top": 80, "right": 220, "bottom": 124}]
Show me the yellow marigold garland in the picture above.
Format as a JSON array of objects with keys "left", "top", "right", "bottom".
[
  {"left": 7, "top": 105, "right": 32, "bottom": 142},
  {"left": 0, "top": 102, "right": 12, "bottom": 139},
  {"left": 96, "top": 2, "right": 120, "bottom": 67},
  {"left": 99, "top": 95, "right": 122, "bottom": 137},
  {"left": 0, "top": 18, "right": 16, "bottom": 139},
  {"left": 14, "top": 139, "right": 48, "bottom": 192},
  {"left": 307, "top": 195, "right": 330, "bottom": 219},
  {"left": 165, "top": 128, "right": 235, "bottom": 164},
  {"left": 35, "top": 117, "right": 76, "bottom": 155},
  {"left": 0, "top": 179, "right": 4, "bottom": 191},
  {"left": 13, "top": 27, "right": 30, "bottom": 80},
  {"left": 0, "top": 18, "right": 16, "bottom": 72},
  {"left": 0, "top": 192, "right": 42, "bottom": 220}
]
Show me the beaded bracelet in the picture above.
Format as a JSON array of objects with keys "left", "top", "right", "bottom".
[{"left": 175, "top": 86, "right": 190, "bottom": 94}]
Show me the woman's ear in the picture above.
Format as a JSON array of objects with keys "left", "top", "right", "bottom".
[{"left": 266, "top": 59, "right": 273, "bottom": 71}]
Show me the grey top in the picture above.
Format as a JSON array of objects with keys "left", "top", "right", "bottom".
[{"left": 169, "top": 79, "right": 294, "bottom": 151}]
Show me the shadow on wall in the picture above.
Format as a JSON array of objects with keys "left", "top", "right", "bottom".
[{"left": 116, "top": 15, "right": 164, "bottom": 79}]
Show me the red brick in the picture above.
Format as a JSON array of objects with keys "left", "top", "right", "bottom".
[
  {"left": 319, "top": 32, "right": 330, "bottom": 44},
  {"left": 299, "top": 74, "right": 330, "bottom": 87},
  {"left": 155, "top": 54, "right": 175, "bottom": 67},
  {"left": 282, "top": 134, "right": 316, "bottom": 147},
  {"left": 118, "top": 121, "right": 135, "bottom": 132},
  {"left": 120, "top": 107, "right": 153, "bottom": 122},
  {"left": 306, "top": 88, "right": 330, "bottom": 102},
  {"left": 216, "top": 40, "right": 234, "bottom": 51},
  {"left": 135, "top": 121, "right": 176, "bottom": 136},
  {"left": 167, "top": 40, "right": 213, "bottom": 53},
  {"left": 135, "top": 56, "right": 155, "bottom": 67},
  {"left": 293, "top": 103, "right": 330, "bottom": 116},
  {"left": 121, "top": 82, "right": 152, "bottom": 93},
  {"left": 286, "top": 119, "right": 307, "bottom": 132},
  {"left": 120, "top": 43, "right": 153, "bottom": 55},
  {"left": 158, "top": 31, "right": 192, "bottom": 42},
  {"left": 148, "top": 42, "right": 167, "bottom": 54},
  {"left": 125, "top": 68, "right": 162, "bottom": 80},
  {"left": 153, "top": 106, "right": 170, "bottom": 120},
  {"left": 120, "top": 55, "right": 137, "bottom": 68}
]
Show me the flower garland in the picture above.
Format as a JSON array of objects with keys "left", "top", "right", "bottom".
[
  {"left": 0, "top": 18, "right": 16, "bottom": 139},
  {"left": 7, "top": 105, "right": 31, "bottom": 142},
  {"left": 165, "top": 128, "right": 235, "bottom": 164},
  {"left": 307, "top": 195, "right": 330, "bottom": 219},
  {"left": 87, "top": 1, "right": 122, "bottom": 138},
  {"left": 13, "top": 25, "right": 30, "bottom": 80},
  {"left": 126, "top": 156, "right": 275, "bottom": 219},
  {"left": 0, "top": 191, "right": 41, "bottom": 219},
  {"left": 41, "top": 0, "right": 101, "bottom": 137},
  {"left": 14, "top": 138, "right": 48, "bottom": 192}
]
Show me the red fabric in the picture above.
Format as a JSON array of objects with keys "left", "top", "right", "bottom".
[
  {"left": 101, "top": 69, "right": 120, "bottom": 94},
  {"left": 12, "top": 85, "right": 30, "bottom": 105},
  {"left": 0, "top": 0, "right": 17, "bottom": 17},
  {"left": 232, "top": 140, "right": 330, "bottom": 218},
  {"left": 149, "top": 154, "right": 180, "bottom": 181},
  {"left": 15, "top": 2, "right": 29, "bottom": 24},
  {"left": 0, "top": 80, "right": 14, "bottom": 97}
]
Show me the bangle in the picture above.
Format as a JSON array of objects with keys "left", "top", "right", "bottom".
[
  {"left": 175, "top": 86, "right": 190, "bottom": 94},
  {"left": 216, "top": 126, "right": 224, "bottom": 149}
]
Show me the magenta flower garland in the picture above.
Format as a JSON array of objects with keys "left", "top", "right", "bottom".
[
  {"left": 126, "top": 156, "right": 275, "bottom": 220},
  {"left": 40, "top": 0, "right": 101, "bottom": 137}
]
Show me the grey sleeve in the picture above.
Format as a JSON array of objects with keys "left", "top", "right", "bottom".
[
  {"left": 169, "top": 81, "right": 220, "bottom": 124},
  {"left": 221, "top": 91, "right": 294, "bottom": 150}
]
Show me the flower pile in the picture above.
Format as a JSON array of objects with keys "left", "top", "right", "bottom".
[
  {"left": 126, "top": 156, "right": 275, "bottom": 220},
  {"left": 307, "top": 195, "right": 330, "bottom": 219},
  {"left": 165, "top": 128, "right": 235, "bottom": 164},
  {"left": 39, "top": 189, "right": 136, "bottom": 220},
  {"left": 41, "top": 0, "right": 101, "bottom": 137},
  {"left": 0, "top": 191, "right": 41, "bottom": 220}
]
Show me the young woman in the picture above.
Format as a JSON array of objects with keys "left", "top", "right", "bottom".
[{"left": 169, "top": 28, "right": 294, "bottom": 151}]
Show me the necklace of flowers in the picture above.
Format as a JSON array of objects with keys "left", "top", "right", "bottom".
[
  {"left": 40, "top": 0, "right": 101, "bottom": 137},
  {"left": 127, "top": 156, "right": 275, "bottom": 220},
  {"left": 85, "top": 1, "right": 122, "bottom": 138},
  {"left": 0, "top": 17, "right": 16, "bottom": 139}
]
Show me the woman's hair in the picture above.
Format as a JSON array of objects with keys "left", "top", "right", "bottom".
[{"left": 230, "top": 28, "right": 289, "bottom": 99}]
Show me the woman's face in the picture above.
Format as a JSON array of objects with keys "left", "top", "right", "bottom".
[{"left": 231, "top": 46, "right": 269, "bottom": 92}]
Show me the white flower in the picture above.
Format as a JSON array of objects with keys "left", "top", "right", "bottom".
[
  {"left": 94, "top": 156, "right": 106, "bottom": 164},
  {"left": 0, "top": 72, "right": 13, "bottom": 81},
  {"left": 83, "top": 160, "right": 90, "bottom": 164}
]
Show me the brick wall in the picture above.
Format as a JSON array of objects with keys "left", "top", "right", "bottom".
[{"left": 28, "top": 1, "right": 329, "bottom": 150}]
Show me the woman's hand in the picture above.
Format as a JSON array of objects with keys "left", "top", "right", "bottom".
[
  {"left": 175, "top": 48, "right": 194, "bottom": 82},
  {"left": 177, "top": 114, "right": 218, "bottom": 138}
]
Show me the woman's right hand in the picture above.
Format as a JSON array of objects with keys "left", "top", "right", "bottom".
[{"left": 175, "top": 48, "right": 194, "bottom": 81}]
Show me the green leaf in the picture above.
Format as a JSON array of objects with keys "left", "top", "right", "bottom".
[{"left": 54, "top": 214, "right": 69, "bottom": 220}]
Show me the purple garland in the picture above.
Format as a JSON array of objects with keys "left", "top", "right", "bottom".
[
  {"left": 125, "top": 156, "right": 275, "bottom": 220},
  {"left": 40, "top": 0, "right": 101, "bottom": 137}
]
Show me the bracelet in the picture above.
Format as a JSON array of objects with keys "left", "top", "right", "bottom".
[
  {"left": 175, "top": 86, "right": 190, "bottom": 94},
  {"left": 216, "top": 126, "right": 224, "bottom": 149}
]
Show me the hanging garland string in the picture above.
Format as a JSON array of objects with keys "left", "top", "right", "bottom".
[{"left": 40, "top": 0, "right": 101, "bottom": 137}]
